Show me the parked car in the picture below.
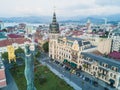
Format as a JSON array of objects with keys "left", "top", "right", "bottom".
[
  {"left": 76, "top": 72, "right": 81, "bottom": 77},
  {"left": 85, "top": 77, "right": 90, "bottom": 82},
  {"left": 63, "top": 65, "right": 65, "bottom": 68},
  {"left": 55, "top": 61, "right": 60, "bottom": 64},
  {"left": 60, "top": 63, "right": 63, "bottom": 67},
  {"left": 93, "top": 81, "right": 98, "bottom": 87},
  {"left": 65, "top": 66, "right": 71, "bottom": 71},
  {"left": 83, "top": 77, "right": 85, "bottom": 80},
  {"left": 79, "top": 75, "right": 82, "bottom": 78},
  {"left": 71, "top": 70, "right": 76, "bottom": 74},
  {"left": 104, "top": 87, "right": 109, "bottom": 90},
  {"left": 89, "top": 79, "right": 92, "bottom": 84}
]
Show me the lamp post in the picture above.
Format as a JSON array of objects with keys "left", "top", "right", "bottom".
[
  {"left": 82, "top": 81, "right": 84, "bottom": 90},
  {"left": 70, "top": 72, "right": 71, "bottom": 81},
  {"left": 91, "top": 74, "right": 95, "bottom": 90}
]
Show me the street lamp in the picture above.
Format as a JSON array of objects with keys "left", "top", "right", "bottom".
[
  {"left": 91, "top": 74, "right": 95, "bottom": 90},
  {"left": 69, "top": 70, "right": 72, "bottom": 81},
  {"left": 82, "top": 81, "right": 84, "bottom": 90}
]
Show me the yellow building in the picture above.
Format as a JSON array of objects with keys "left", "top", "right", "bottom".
[{"left": 7, "top": 45, "right": 16, "bottom": 63}]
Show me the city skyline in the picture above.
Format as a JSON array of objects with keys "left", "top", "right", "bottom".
[{"left": 0, "top": 0, "right": 120, "bottom": 17}]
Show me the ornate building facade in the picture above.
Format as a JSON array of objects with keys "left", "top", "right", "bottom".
[{"left": 49, "top": 12, "right": 120, "bottom": 89}]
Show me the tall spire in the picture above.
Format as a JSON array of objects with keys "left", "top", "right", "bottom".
[
  {"left": 49, "top": 9, "right": 59, "bottom": 33},
  {"left": 52, "top": 12, "right": 57, "bottom": 23}
]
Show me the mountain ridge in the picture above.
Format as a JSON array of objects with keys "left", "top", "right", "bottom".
[{"left": 0, "top": 14, "right": 120, "bottom": 24}]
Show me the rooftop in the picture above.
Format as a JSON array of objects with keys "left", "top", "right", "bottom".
[
  {"left": 0, "top": 38, "right": 31, "bottom": 47},
  {"left": 108, "top": 51, "right": 120, "bottom": 60},
  {"left": 81, "top": 52, "right": 120, "bottom": 72},
  {"left": 66, "top": 36, "right": 83, "bottom": 41},
  {"left": 8, "top": 34, "right": 23, "bottom": 38}
]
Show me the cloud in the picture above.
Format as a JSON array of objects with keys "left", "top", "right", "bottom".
[
  {"left": 95, "top": 0, "right": 120, "bottom": 6},
  {"left": 0, "top": 0, "right": 120, "bottom": 17}
]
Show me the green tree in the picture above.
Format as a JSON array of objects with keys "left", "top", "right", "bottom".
[
  {"left": 42, "top": 42, "right": 49, "bottom": 53},
  {"left": 15, "top": 47, "right": 24, "bottom": 54},
  {"left": 11, "top": 61, "right": 18, "bottom": 72},
  {"left": 35, "top": 51, "right": 41, "bottom": 58},
  {"left": 2, "top": 52, "right": 8, "bottom": 60},
  {"left": 2, "top": 29, "right": 7, "bottom": 32},
  {"left": 105, "top": 31, "right": 109, "bottom": 36}
]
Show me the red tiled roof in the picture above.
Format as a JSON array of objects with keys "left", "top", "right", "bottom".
[
  {"left": 8, "top": 34, "right": 23, "bottom": 38},
  {"left": 72, "top": 31, "right": 83, "bottom": 36},
  {"left": 34, "top": 39, "right": 38, "bottom": 43},
  {"left": 108, "top": 51, "right": 120, "bottom": 59},
  {"left": 0, "top": 38, "right": 31, "bottom": 47}
]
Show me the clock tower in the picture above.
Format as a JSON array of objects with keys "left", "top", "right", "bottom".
[{"left": 49, "top": 12, "right": 59, "bottom": 59}]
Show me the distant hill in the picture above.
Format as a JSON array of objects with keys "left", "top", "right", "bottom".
[{"left": 0, "top": 14, "right": 120, "bottom": 24}]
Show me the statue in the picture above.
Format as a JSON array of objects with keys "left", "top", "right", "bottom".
[
  {"left": 7, "top": 45, "right": 16, "bottom": 63},
  {"left": 24, "top": 43, "right": 36, "bottom": 90}
]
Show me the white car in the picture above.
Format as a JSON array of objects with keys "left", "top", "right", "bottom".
[
  {"left": 80, "top": 75, "right": 82, "bottom": 78},
  {"left": 82, "top": 77, "right": 85, "bottom": 80}
]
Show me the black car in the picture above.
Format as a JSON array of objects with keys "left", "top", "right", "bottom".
[
  {"left": 104, "top": 87, "right": 109, "bottom": 90},
  {"left": 93, "top": 81, "right": 98, "bottom": 87},
  {"left": 76, "top": 72, "right": 81, "bottom": 77},
  {"left": 60, "top": 63, "right": 64, "bottom": 67},
  {"left": 85, "top": 77, "right": 90, "bottom": 82}
]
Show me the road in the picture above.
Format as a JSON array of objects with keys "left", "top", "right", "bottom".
[
  {"left": 38, "top": 52, "right": 105, "bottom": 90},
  {"left": 1, "top": 61, "right": 18, "bottom": 90}
]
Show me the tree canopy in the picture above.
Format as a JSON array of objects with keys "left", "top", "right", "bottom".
[
  {"left": 2, "top": 52, "right": 8, "bottom": 60},
  {"left": 42, "top": 42, "right": 49, "bottom": 53},
  {"left": 35, "top": 51, "right": 41, "bottom": 58},
  {"left": 15, "top": 47, "right": 24, "bottom": 54}
]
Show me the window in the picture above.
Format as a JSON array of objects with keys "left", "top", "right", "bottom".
[
  {"left": 95, "top": 67, "right": 97, "bottom": 70},
  {"left": 115, "top": 68, "right": 118, "bottom": 72},
  {"left": 93, "top": 66, "right": 95, "bottom": 69},
  {"left": 105, "top": 77, "right": 107, "bottom": 80},
  {"left": 69, "top": 56, "right": 70, "bottom": 59},
  {"left": 110, "top": 73, "right": 113, "bottom": 77},
  {"left": 114, "top": 75, "right": 116, "bottom": 79}
]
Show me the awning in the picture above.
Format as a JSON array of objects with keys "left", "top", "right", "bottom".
[
  {"left": 70, "top": 62, "right": 77, "bottom": 68},
  {"left": 109, "top": 79, "right": 115, "bottom": 84},
  {"left": 63, "top": 59, "right": 68, "bottom": 63}
]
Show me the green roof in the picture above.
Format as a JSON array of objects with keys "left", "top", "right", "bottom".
[
  {"left": 0, "top": 35, "right": 7, "bottom": 39},
  {"left": 18, "top": 29, "right": 25, "bottom": 32}
]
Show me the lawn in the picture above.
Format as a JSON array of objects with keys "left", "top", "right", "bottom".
[{"left": 10, "top": 63, "right": 74, "bottom": 90}]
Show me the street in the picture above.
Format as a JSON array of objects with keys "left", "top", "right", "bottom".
[
  {"left": 38, "top": 52, "right": 105, "bottom": 90},
  {"left": 1, "top": 65, "right": 18, "bottom": 90}
]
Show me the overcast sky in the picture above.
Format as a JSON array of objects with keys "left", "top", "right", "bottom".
[{"left": 1, "top": 0, "right": 120, "bottom": 17}]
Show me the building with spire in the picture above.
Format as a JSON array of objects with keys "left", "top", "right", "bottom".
[
  {"left": 48, "top": 12, "right": 120, "bottom": 89},
  {"left": 49, "top": 12, "right": 60, "bottom": 59},
  {"left": 49, "top": 12, "right": 59, "bottom": 33},
  {"left": 49, "top": 12, "right": 92, "bottom": 66},
  {"left": 86, "top": 19, "right": 92, "bottom": 33}
]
